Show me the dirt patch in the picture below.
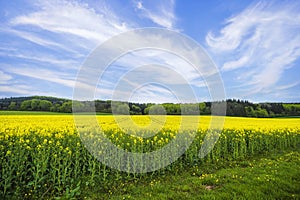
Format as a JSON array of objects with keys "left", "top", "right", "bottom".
[{"left": 204, "top": 185, "right": 216, "bottom": 190}]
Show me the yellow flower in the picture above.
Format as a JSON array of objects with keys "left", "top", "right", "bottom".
[{"left": 6, "top": 150, "right": 11, "bottom": 156}]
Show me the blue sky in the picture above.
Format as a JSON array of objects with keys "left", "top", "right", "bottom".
[{"left": 0, "top": 0, "right": 300, "bottom": 103}]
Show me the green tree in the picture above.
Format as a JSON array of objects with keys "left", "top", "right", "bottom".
[
  {"left": 60, "top": 101, "right": 72, "bottom": 113},
  {"left": 72, "top": 101, "right": 85, "bottom": 112},
  {"left": 199, "top": 102, "right": 206, "bottom": 114},
  {"left": 8, "top": 102, "right": 17, "bottom": 110},
  {"left": 148, "top": 105, "right": 166, "bottom": 115},
  {"left": 131, "top": 105, "right": 141, "bottom": 114},
  {"left": 163, "top": 103, "right": 180, "bottom": 115},
  {"left": 255, "top": 108, "right": 269, "bottom": 118},
  {"left": 245, "top": 106, "right": 256, "bottom": 117},
  {"left": 39, "top": 100, "right": 52, "bottom": 111},
  {"left": 181, "top": 104, "right": 198, "bottom": 115},
  {"left": 31, "top": 99, "right": 40, "bottom": 111},
  {"left": 50, "top": 103, "right": 61, "bottom": 112},
  {"left": 115, "top": 104, "right": 129, "bottom": 115},
  {"left": 20, "top": 100, "right": 32, "bottom": 111},
  {"left": 111, "top": 102, "right": 130, "bottom": 115}
]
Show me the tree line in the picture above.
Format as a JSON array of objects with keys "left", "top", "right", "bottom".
[{"left": 0, "top": 96, "right": 300, "bottom": 117}]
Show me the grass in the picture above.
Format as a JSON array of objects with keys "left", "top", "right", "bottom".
[
  {"left": 0, "top": 111, "right": 112, "bottom": 115},
  {"left": 0, "top": 111, "right": 70, "bottom": 115},
  {"left": 78, "top": 149, "right": 300, "bottom": 199}
]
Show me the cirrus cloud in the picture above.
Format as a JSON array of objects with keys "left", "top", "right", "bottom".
[{"left": 206, "top": 1, "right": 300, "bottom": 95}]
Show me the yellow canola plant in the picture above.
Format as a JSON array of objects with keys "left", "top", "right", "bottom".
[
  {"left": 1, "top": 115, "right": 299, "bottom": 135},
  {"left": 0, "top": 114, "right": 300, "bottom": 198}
]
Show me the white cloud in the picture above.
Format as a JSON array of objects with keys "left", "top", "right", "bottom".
[
  {"left": 2, "top": 28, "right": 80, "bottom": 54},
  {"left": 6, "top": 67, "right": 75, "bottom": 88},
  {"left": 0, "top": 0, "right": 187, "bottom": 100},
  {"left": 134, "top": 0, "right": 176, "bottom": 29},
  {"left": 0, "top": 71, "right": 12, "bottom": 84},
  {"left": 0, "top": 0, "right": 134, "bottom": 97},
  {"left": 0, "top": 83, "right": 67, "bottom": 97},
  {"left": 136, "top": 1, "right": 143, "bottom": 9},
  {"left": 129, "top": 83, "right": 180, "bottom": 103},
  {"left": 115, "top": 50, "right": 203, "bottom": 83},
  {"left": 5, "top": 65, "right": 117, "bottom": 100},
  {"left": 276, "top": 81, "right": 300, "bottom": 90},
  {"left": 222, "top": 56, "right": 249, "bottom": 71},
  {"left": 11, "top": 0, "right": 130, "bottom": 45},
  {"left": 0, "top": 85, "right": 37, "bottom": 95},
  {"left": 206, "top": 2, "right": 300, "bottom": 94},
  {"left": 0, "top": 51, "right": 78, "bottom": 68}
]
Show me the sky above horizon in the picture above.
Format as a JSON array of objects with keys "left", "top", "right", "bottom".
[{"left": 0, "top": 0, "right": 300, "bottom": 103}]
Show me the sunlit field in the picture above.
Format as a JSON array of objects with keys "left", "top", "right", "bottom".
[{"left": 1, "top": 114, "right": 300, "bottom": 199}]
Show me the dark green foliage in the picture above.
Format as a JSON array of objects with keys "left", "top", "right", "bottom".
[
  {"left": 8, "top": 101, "right": 17, "bottom": 110},
  {"left": 283, "top": 104, "right": 300, "bottom": 116},
  {"left": 0, "top": 96, "right": 300, "bottom": 117},
  {"left": 112, "top": 102, "right": 130, "bottom": 115},
  {"left": 60, "top": 101, "right": 72, "bottom": 113},
  {"left": 20, "top": 99, "right": 53, "bottom": 111},
  {"left": 20, "top": 100, "right": 32, "bottom": 111}
]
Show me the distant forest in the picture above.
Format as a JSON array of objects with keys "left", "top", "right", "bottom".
[{"left": 0, "top": 96, "right": 300, "bottom": 117}]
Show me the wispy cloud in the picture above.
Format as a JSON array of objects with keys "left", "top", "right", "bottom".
[
  {"left": 4, "top": 64, "right": 123, "bottom": 100},
  {"left": 0, "top": 51, "right": 79, "bottom": 68},
  {"left": 0, "top": 0, "right": 182, "bottom": 99},
  {"left": 0, "top": 71, "right": 12, "bottom": 84},
  {"left": 222, "top": 56, "right": 249, "bottom": 71},
  {"left": 1, "top": 28, "right": 80, "bottom": 54},
  {"left": 6, "top": 66, "right": 76, "bottom": 88},
  {"left": 10, "top": 0, "right": 130, "bottom": 46},
  {"left": 0, "top": 84, "right": 49, "bottom": 96},
  {"left": 0, "top": 85, "right": 37, "bottom": 96},
  {"left": 277, "top": 81, "right": 300, "bottom": 91},
  {"left": 0, "top": 0, "right": 134, "bottom": 97},
  {"left": 206, "top": 1, "right": 300, "bottom": 94},
  {"left": 114, "top": 50, "right": 207, "bottom": 84},
  {"left": 129, "top": 83, "right": 180, "bottom": 103},
  {"left": 133, "top": 0, "right": 176, "bottom": 29}
]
